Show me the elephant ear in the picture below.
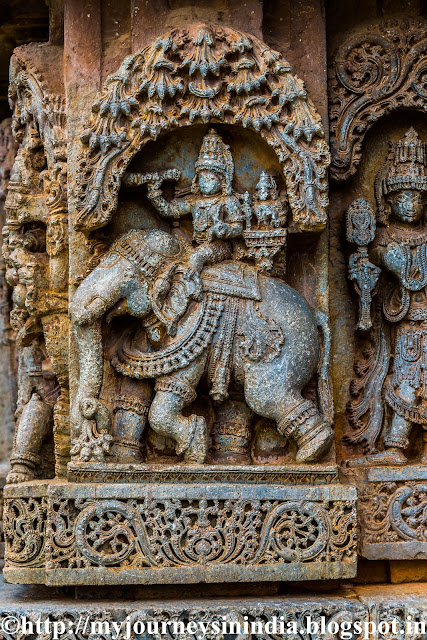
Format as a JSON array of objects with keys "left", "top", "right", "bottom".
[{"left": 152, "top": 263, "right": 203, "bottom": 337}]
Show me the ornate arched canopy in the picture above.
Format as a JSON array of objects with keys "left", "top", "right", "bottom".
[{"left": 74, "top": 23, "right": 330, "bottom": 234}]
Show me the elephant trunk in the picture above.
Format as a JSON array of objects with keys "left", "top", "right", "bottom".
[{"left": 73, "top": 322, "right": 104, "bottom": 403}]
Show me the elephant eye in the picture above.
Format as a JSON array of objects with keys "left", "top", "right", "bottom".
[{"left": 99, "top": 252, "right": 123, "bottom": 268}]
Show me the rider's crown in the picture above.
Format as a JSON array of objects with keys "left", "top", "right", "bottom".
[{"left": 194, "top": 128, "right": 234, "bottom": 195}]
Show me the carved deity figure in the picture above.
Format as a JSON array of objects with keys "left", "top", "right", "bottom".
[
  {"left": 251, "top": 172, "right": 287, "bottom": 230},
  {"left": 2, "top": 223, "right": 58, "bottom": 483},
  {"left": 243, "top": 172, "right": 288, "bottom": 273},
  {"left": 129, "top": 129, "right": 244, "bottom": 279},
  {"left": 346, "top": 128, "right": 427, "bottom": 466},
  {"left": 71, "top": 131, "right": 333, "bottom": 467}
]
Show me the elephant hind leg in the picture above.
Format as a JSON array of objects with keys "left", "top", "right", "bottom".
[
  {"left": 149, "top": 367, "right": 208, "bottom": 464},
  {"left": 277, "top": 400, "right": 333, "bottom": 463},
  {"left": 244, "top": 380, "right": 333, "bottom": 463}
]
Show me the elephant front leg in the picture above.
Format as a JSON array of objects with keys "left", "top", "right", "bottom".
[
  {"left": 111, "top": 378, "right": 153, "bottom": 463},
  {"left": 149, "top": 357, "right": 208, "bottom": 464}
]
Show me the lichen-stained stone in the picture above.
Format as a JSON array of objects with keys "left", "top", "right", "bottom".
[
  {"left": 3, "top": 478, "right": 357, "bottom": 586},
  {"left": 354, "top": 583, "right": 427, "bottom": 639},
  {"left": 2, "top": 1, "right": 355, "bottom": 590},
  {"left": 0, "top": 578, "right": 426, "bottom": 640},
  {"left": 344, "top": 465, "right": 427, "bottom": 561}
]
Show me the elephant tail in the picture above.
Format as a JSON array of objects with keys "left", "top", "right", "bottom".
[{"left": 315, "top": 310, "right": 333, "bottom": 424}]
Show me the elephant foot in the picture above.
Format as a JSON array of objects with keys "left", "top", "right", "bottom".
[
  {"left": 7, "top": 463, "right": 36, "bottom": 484},
  {"left": 111, "top": 438, "right": 144, "bottom": 464},
  {"left": 180, "top": 415, "right": 208, "bottom": 464},
  {"left": 344, "top": 448, "right": 407, "bottom": 468},
  {"left": 296, "top": 420, "right": 334, "bottom": 463},
  {"left": 278, "top": 400, "right": 334, "bottom": 463},
  {"left": 7, "top": 453, "right": 39, "bottom": 484}
]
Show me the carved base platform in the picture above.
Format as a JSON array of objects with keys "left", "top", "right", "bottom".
[
  {"left": 344, "top": 465, "right": 427, "bottom": 560},
  {"left": 67, "top": 463, "right": 339, "bottom": 485},
  {"left": 0, "top": 578, "right": 426, "bottom": 640},
  {"left": 3, "top": 473, "right": 357, "bottom": 586}
]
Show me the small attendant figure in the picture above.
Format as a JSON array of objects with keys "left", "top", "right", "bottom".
[{"left": 243, "top": 172, "right": 288, "bottom": 273}]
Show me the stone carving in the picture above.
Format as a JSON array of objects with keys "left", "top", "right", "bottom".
[
  {"left": 67, "top": 464, "right": 340, "bottom": 485},
  {"left": 329, "top": 19, "right": 427, "bottom": 181},
  {"left": 71, "top": 125, "right": 333, "bottom": 466},
  {"left": 2, "top": 23, "right": 358, "bottom": 589},
  {"left": 0, "top": 595, "right": 370, "bottom": 640},
  {"left": 70, "top": 26, "right": 332, "bottom": 474},
  {"left": 243, "top": 171, "right": 288, "bottom": 273},
  {"left": 3, "top": 47, "right": 69, "bottom": 484},
  {"left": 344, "top": 129, "right": 427, "bottom": 466},
  {"left": 344, "top": 464, "right": 427, "bottom": 559},
  {"left": 3, "top": 496, "right": 46, "bottom": 568},
  {"left": 0, "top": 119, "right": 17, "bottom": 465},
  {"left": 362, "top": 481, "right": 427, "bottom": 546},
  {"left": 75, "top": 23, "right": 328, "bottom": 234},
  {"left": 3, "top": 480, "right": 357, "bottom": 584}
]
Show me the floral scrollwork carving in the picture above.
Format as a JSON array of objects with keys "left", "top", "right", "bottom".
[
  {"left": 329, "top": 19, "right": 427, "bottom": 181},
  {"left": 74, "top": 500, "right": 155, "bottom": 567},
  {"left": 66, "top": 497, "right": 356, "bottom": 569},
  {"left": 3, "top": 497, "right": 47, "bottom": 567},
  {"left": 252, "top": 501, "right": 329, "bottom": 563},
  {"left": 361, "top": 482, "right": 427, "bottom": 544}
]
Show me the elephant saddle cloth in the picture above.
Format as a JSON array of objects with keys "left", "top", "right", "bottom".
[{"left": 111, "top": 262, "right": 284, "bottom": 401}]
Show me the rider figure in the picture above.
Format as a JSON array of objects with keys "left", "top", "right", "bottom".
[{"left": 146, "top": 128, "right": 245, "bottom": 274}]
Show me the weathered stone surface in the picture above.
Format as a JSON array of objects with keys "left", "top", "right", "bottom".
[
  {"left": 4, "top": 0, "right": 427, "bottom": 597},
  {"left": 67, "top": 463, "right": 339, "bottom": 485},
  {"left": 0, "top": 576, "right": 371, "bottom": 640},
  {"left": 344, "top": 465, "right": 427, "bottom": 560},
  {"left": 3, "top": 478, "right": 357, "bottom": 586},
  {"left": 0, "top": 578, "right": 425, "bottom": 639}
]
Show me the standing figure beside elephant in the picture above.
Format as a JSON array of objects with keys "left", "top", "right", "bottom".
[{"left": 346, "top": 128, "right": 427, "bottom": 466}]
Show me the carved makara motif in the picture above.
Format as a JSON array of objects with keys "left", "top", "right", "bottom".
[
  {"left": 329, "top": 19, "right": 427, "bottom": 181},
  {"left": 345, "top": 128, "right": 427, "bottom": 466}
]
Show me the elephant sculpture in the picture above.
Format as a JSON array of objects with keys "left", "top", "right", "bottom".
[{"left": 70, "top": 228, "right": 333, "bottom": 465}]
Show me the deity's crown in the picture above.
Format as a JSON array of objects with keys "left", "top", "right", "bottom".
[
  {"left": 256, "top": 171, "right": 278, "bottom": 195},
  {"left": 383, "top": 127, "right": 427, "bottom": 195},
  {"left": 194, "top": 128, "right": 234, "bottom": 195}
]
